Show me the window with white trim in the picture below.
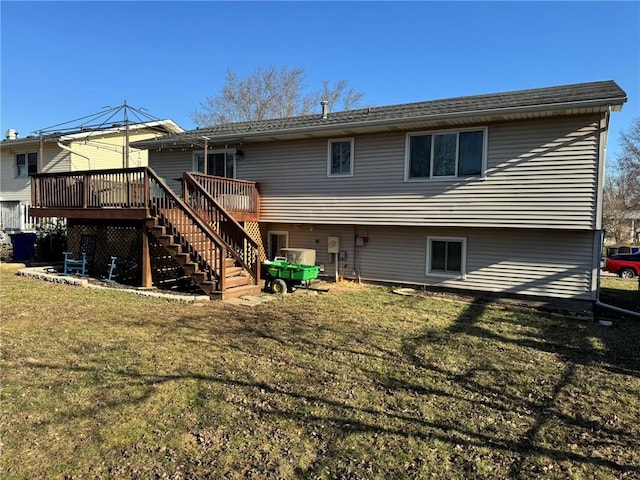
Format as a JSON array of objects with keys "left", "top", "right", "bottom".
[
  {"left": 193, "top": 149, "right": 235, "bottom": 178},
  {"left": 16, "top": 152, "right": 38, "bottom": 177},
  {"left": 406, "top": 128, "right": 486, "bottom": 180},
  {"left": 327, "top": 138, "right": 354, "bottom": 177},
  {"left": 426, "top": 236, "right": 467, "bottom": 278}
]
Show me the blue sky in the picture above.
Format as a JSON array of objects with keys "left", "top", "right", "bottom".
[{"left": 1, "top": 1, "right": 638, "bottom": 163}]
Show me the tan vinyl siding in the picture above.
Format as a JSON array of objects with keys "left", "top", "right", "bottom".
[
  {"left": 1, "top": 144, "right": 69, "bottom": 202},
  {"left": 71, "top": 138, "right": 146, "bottom": 170},
  {"left": 148, "top": 150, "right": 194, "bottom": 193},
  {"left": 65, "top": 130, "right": 159, "bottom": 170},
  {"left": 265, "top": 223, "right": 594, "bottom": 300},
  {"left": 239, "top": 116, "right": 600, "bottom": 230}
]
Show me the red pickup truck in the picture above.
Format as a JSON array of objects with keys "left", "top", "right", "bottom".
[{"left": 603, "top": 254, "right": 640, "bottom": 279}]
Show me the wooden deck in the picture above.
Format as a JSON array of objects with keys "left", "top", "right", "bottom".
[
  {"left": 30, "top": 167, "right": 260, "bottom": 222},
  {"left": 29, "top": 167, "right": 261, "bottom": 298}
]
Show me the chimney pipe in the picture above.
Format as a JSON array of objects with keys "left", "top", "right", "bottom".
[
  {"left": 321, "top": 100, "right": 328, "bottom": 119},
  {"left": 5, "top": 129, "right": 19, "bottom": 140}
]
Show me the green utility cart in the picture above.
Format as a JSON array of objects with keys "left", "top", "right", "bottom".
[{"left": 262, "top": 259, "right": 320, "bottom": 294}]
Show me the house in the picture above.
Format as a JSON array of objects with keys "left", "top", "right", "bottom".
[
  {"left": 1, "top": 119, "right": 183, "bottom": 231},
  {"left": 29, "top": 80, "right": 627, "bottom": 306}
]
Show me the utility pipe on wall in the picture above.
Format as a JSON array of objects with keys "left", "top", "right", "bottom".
[{"left": 57, "top": 141, "right": 92, "bottom": 170}]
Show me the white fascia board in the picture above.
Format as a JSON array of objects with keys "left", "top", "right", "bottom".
[{"left": 59, "top": 119, "right": 185, "bottom": 142}]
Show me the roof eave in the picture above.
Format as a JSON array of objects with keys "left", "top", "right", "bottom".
[{"left": 134, "top": 96, "right": 624, "bottom": 149}]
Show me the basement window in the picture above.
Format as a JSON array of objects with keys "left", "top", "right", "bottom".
[{"left": 426, "top": 236, "right": 467, "bottom": 279}]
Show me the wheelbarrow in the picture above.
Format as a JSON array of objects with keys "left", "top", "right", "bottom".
[{"left": 262, "top": 258, "right": 320, "bottom": 294}]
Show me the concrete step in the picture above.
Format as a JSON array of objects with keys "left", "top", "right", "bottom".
[{"left": 215, "top": 283, "right": 263, "bottom": 301}]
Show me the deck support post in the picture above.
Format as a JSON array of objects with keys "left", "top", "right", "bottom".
[{"left": 141, "top": 227, "right": 152, "bottom": 288}]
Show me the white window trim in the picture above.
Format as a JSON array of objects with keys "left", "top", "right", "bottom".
[
  {"left": 426, "top": 236, "right": 467, "bottom": 279},
  {"left": 192, "top": 148, "right": 237, "bottom": 177},
  {"left": 327, "top": 137, "right": 354, "bottom": 177},
  {"left": 404, "top": 127, "right": 488, "bottom": 182},
  {"left": 267, "top": 230, "right": 289, "bottom": 259}
]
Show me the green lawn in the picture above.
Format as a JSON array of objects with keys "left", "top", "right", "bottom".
[{"left": 1, "top": 264, "right": 639, "bottom": 479}]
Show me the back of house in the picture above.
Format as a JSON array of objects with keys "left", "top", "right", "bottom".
[{"left": 133, "top": 81, "right": 631, "bottom": 306}]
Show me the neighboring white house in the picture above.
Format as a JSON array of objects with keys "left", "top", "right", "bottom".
[{"left": 0, "top": 120, "right": 183, "bottom": 231}]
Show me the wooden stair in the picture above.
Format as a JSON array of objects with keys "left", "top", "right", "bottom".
[{"left": 146, "top": 216, "right": 261, "bottom": 300}]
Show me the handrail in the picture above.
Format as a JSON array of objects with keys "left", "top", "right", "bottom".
[
  {"left": 145, "top": 168, "right": 234, "bottom": 290},
  {"left": 183, "top": 172, "right": 260, "bottom": 283},
  {"left": 31, "top": 166, "right": 147, "bottom": 178},
  {"left": 188, "top": 172, "right": 259, "bottom": 214},
  {"left": 187, "top": 172, "right": 257, "bottom": 185}
]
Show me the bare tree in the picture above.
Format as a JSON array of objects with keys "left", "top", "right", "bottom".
[
  {"left": 603, "top": 175, "right": 628, "bottom": 244},
  {"left": 616, "top": 117, "right": 640, "bottom": 211},
  {"left": 320, "top": 79, "right": 365, "bottom": 113},
  {"left": 191, "top": 66, "right": 364, "bottom": 127},
  {"left": 603, "top": 117, "right": 640, "bottom": 243}
]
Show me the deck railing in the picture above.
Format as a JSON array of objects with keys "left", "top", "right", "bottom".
[
  {"left": 30, "top": 167, "right": 259, "bottom": 292},
  {"left": 183, "top": 172, "right": 260, "bottom": 283},
  {"left": 31, "top": 169, "right": 259, "bottom": 217},
  {"left": 31, "top": 167, "right": 148, "bottom": 209},
  {"left": 188, "top": 172, "right": 259, "bottom": 215}
]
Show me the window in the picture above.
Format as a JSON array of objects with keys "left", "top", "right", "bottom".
[
  {"left": 16, "top": 152, "right": 38, "bottom": 177},
  {"left": 193, "top": 150, "right": 235, "bottom": 178},
  {"left": 426, "top": 236, "right": 467, "bottom": 278},
  {"left": 406, "top": 128, "right": 486, "bottom": 180},
  {"left": 327, "top": 138, "right": 354, "bottom": 177}
]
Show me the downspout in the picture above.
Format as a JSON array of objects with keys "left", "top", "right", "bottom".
[
  {"left": 57, "top": 141, "right": 92, "bottom": 170},
  {"left": 593, "top": 105, "right": 640, "bottom": 320},
  {"left": 595, "top": 299, "right": 640, "bottom": 319},
  {"left": 594, "top": 106, "right": 610, "bottom": 305}
]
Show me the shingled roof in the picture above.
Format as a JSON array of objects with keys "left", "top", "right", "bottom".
[{"left": 133, "top": 80, "right": 626, "bottom": 148}]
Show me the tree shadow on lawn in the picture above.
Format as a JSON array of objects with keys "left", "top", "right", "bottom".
[
  {"left": 22, "top": 355, "right": 639, "bottom": 479},
  {"left": 12, "top": 294, "right": 640, "bottom": 478},
  {"left": 398, "top": 298, "right": 640, "bottom": 479}
]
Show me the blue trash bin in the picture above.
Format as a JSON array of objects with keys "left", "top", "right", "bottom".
[{"left": 10, "top": 233, "right": 37, "bottom": 261}]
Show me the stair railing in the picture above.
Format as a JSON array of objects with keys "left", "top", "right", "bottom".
[
  {"left": 146, "top": 168, "right": 233, "bottom": 291},
  {"left": 187, "top": 172, "right": 259, "bottom": 215},
  {"left": 182, "top": 172, "right": 260, "bottom": 284}
]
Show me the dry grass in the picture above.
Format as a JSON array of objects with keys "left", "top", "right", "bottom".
[
  {"left": 1, "top": 263, "right": 639, "bottom": 479},
  {"left": 600, "top": 275, "right": 640, "bottom": 313}
]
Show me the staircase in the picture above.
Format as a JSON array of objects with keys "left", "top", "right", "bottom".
[{"left": 146, "top": 170, "right": 261, "bottom": 300}]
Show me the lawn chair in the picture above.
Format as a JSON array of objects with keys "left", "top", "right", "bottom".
[
  {"left": 63, "top": 234, "right": 97, "bottom": 277},
  {"left": 104, "top": 239, "right": 139, "bottom": 283}
]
